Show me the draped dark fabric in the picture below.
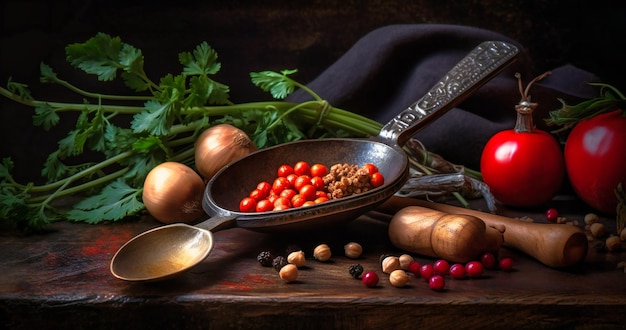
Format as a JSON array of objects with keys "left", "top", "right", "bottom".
[{"left": 288, "top": 24, "right": 600, "bottom": 170}]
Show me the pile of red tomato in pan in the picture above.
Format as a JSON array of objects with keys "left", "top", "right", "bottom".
[{"left": 239, "top": 161, "right": 384, "bottom": 213}]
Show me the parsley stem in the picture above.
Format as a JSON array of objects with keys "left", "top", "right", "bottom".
[
  {"left": 28, "top": 168, "right": 128, "bottom": 204},
  {"left": 22, "top": 151, "right": 133, "bottom": 193},
  {"left": 45, "top": 76, "right": 152, "bottom": 101}
]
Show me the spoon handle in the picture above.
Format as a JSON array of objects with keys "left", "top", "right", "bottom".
[
  {"left": 195, "top": 215, "right": 238, "bottom": 232},
  {"left": 379, "top": 40, "right": 519, "bottom": 147}
]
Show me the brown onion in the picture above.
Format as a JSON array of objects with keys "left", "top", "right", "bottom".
[
  {"left": 142, "top": 162, "right": 205, "bottom": 224},
  {"left": 194, "top": 124, "right": 257, "bottom": 180}
]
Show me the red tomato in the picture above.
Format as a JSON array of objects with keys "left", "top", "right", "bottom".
[
  {"left": 272, "top": 177, "right": 291, "bottom": 194},
  {"left": 370, "top": 172, "right": 384, "bottom": 188},
  {"left": 480, "top": 129, "right": 565, "bottom": 208},
  {"left": 299, "top": 184, "right": 317, "bottom": 201},
  {"left": 310, "top": 163, "right": 329, "bottom": 177},
  {"left": 564, "top": 110, "right": 626, "bottom": 214},
  {"left": 239, "top": 197, "right": 256, "bottom": 212},
  {"left": 256, "top": 181, "right": 271, "bottom": 197},
  {"left": 277, "top": 164, "right": 294, "bottom": 177},
  {"left": 291, "top": 194, "right": 307, "bottom": 208},
  {"left": 279, "top": 188, "right": 297, "bottom": 201},
  {"left": 249, "top": 189, "right": 266, "bottom": 202},
  {"left": 363, "top": 163, "right": 379, "bottom": 175},
  {"left": 273, "top": 197, "right": 292, "bottom": 208},
  {"left": 294, "top": 175, "right": 311, "bottom": 191},
  {"left": 310, "top": 176, "right": 325, "bottom": 190},
  {"left": 255, "top": 199, "right": 274, "bottom": 212},
  {"left": 293, "top": 161, "right": 311, "bottom": 176},
  {"left": 314, "top": 196, "right": 329, "bottom": 204}
]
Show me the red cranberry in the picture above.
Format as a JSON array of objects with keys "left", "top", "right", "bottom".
[
  {"left": 545, "top": 208, "right": 559, "bottom": 222},
  {"left": 433, "top": 259, "right": 450, "bottom": 275},
  {"left": 429, "top": 274, "right": 445, "bottom": 291},
  {"left": 407, "top": 261, "right": 421, "bottom": 275},
  {"left": 362, "top": 271, "right": 379, "bottom": 287},
  {"left": 419, "top": 264, "right": 434, "bottom": 281},
  {"left": 449, "top": 263, "right": 466, "bottom": 279},
  {"left": 465, "top": 261, "right": 484, "bottom": 278},
  {"left": 480, "top": 252, "right": 497, "bottom": 269},
  {"left": 499, "top": 257, "right": 514, "bottom": 271}
]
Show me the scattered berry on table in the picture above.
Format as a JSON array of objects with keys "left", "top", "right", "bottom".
[
  {"left": 449, "top": 263, "right": 467, "bottom": 279},
  {"left": 362, "top": 271, "right": 379, "bottom": 288},
  {"left": 349, "top": 264, "right": 364, "bottom": 279},
  {"left": 480, "top": 252, "right": 497, "bottom": 269},
  {"left": 465, "top": 261, "right": 484, "bottom": 278},
  {"left": 407, "top": 261, "right": 421, "bottom": 275},
  {"left": 419, "top": 264, "right": 434, "bottom": 281},
  {"left": 272, "top": 256, "right": 288, "bottom": 272},
  {"left": 433, "top": 259, "right": 450, "bottom": 275},
  {"left": 429, "top": 274, "right": 446, "bottom": 291},
  {"left": 545, "top": 208, "right": 559, "bottom": 222},
  {"left": 499, "top": 257, "right": 514, "bottom": 271},
  {"left": 256, "top": 250, "right": 274, "bottom": 267}
]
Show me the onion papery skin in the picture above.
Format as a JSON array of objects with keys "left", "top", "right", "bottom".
[
  {"left": 142, "top": 162, "right": 206, "bottom": 224},
  {"left": 194, "top": 124, "right": 258, "bottom": 180}
]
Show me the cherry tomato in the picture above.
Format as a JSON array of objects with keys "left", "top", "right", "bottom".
[
  {"left": 314, "top": 196, "right": 329, "bottom": 204},
  {"left": 564, "top": 110, "right": 626, "bottom": 214},
  {"left": 277, "top": 164, "right": 294, "bottom": 177},
  {"left": 362, "top": 163, "right": 379, "bottom": 175},
  {"left": 285, "top": 173, "right": 298, "bottom": 187},
  {"left": 291, "top": 194, "right": 307, "bottom": 208},
  {"left": 279, "top": 188, "right": 297, "bottom": 201},
  {"left": 302, "top": 201, "right": 316, "bottom": 207},
  {"left": 315, "top": 190, "right": 328, "bottom": 199},
  {"left": 272, "top": 177, "right": 291, "bottom": 194},
  {"left": 255, "top": 199, "right": 274, "bottom": 212},
  {"left": 293, "top": 161, "right": 311, "bottom": 176},
  {"left": 299, "top": 184, "right": 317, "bottom": 201},
  {"left": 239, "top": 197, "right": 256, "bottom": 212},
  {"left": 256, "top": 181, "right": 272, "bottom": 197},
  {"left": 370, "top": 172, "right": 384, "bottom": 188},
  {"left": 294, "top": 175, "right": 311, "bottom": 191},
  {"left": 310, "top": 176, "right": 325, "bottom": 190},
  {"left": 249, "top": 189, "right": 266, "bottom": 202},
  {"left": 310, "top": 163, "right": 328, "bottom": 177},
  {"left": 273, "top": 197, "right": 292, "bottom": 208}
]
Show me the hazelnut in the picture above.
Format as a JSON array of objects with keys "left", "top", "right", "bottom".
[
  {"left": 398, "top": 254, "right": 414, "bottom": 270},
  {"left": 605, "top": 236, "right": 622, "bottom": 252},
  {"left": 381, "top": 256, "right": 401, "bottom": 274},
  {"left": 590, "top": 222, "right": 606, "bottom": 238},
  {"left": 287, "top": 250, "right": 306, "bottom": 267},
  {"left": 279, "top": 263, "right": 299, "bottom": 282},
  {"left": 344, "top": 242, "right": 363, "bottom": 259},
  {"left": 313, "top": 244, "right": 332, "bottom": 262},
  {"left": 389, "top": 269, "right": 410, "bottom": 287},
  {"left": 584, "top": 213, "right": 599, "bottom": 225},
  {"left": 620, "top": 227, "right": 626, "bottom": 241}
]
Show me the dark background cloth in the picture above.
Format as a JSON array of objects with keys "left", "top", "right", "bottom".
[
  {"left": 0, "top": 1, "right": 621, "bottom": 182},
  {"left": 288, "top": 24, "right": 600, "bottom": 170}
]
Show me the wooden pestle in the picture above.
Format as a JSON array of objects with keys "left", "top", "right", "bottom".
[{"left": 378, "top": 196, "right": 588, "bottom": 268}]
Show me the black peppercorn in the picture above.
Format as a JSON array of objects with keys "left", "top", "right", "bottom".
[
  {"left": 257, "top": 250, "right": 274, "bottom": 267},
  {"left": 349, "top": 263, "right": 364, "bottom": 279},
  {"left": 272, "top": 256, "right": 288, "bottom": 272}
]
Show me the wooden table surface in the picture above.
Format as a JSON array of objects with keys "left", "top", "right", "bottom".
[{"left": 1, "top": 196, "right": 625, "bottom": 329}]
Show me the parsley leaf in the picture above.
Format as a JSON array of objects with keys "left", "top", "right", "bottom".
[
  {"left": 32, "top": 103, "right": 60, "bottom": 130},
  {"left": 66, "top": 179, "right": 144, "bottom": 223},
  {"left": 179, "top": 41, "right": 221, "bottom": 76},
  {"left": 250, "top": 69, "right": 298, "bottom": 99}
]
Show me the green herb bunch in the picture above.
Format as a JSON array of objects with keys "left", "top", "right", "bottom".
[{"left": 0, "top": 33, "right": 383, "bottom": 230}]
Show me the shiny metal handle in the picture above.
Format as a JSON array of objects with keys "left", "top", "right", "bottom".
[{"left": 379, "top": 40, "right": 519, "bottom": 147}]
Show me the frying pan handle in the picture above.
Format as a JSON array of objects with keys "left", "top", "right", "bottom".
[{"left": 379, "top": 41, "right": 519, "bottom": 147}]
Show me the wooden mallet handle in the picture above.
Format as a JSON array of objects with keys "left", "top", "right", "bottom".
[{"left": 378, "top": 196, "right": 588, "bottom": 268}]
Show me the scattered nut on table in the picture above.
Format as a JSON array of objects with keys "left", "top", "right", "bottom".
[
  {"left": 389, "top": 269, "right": 410, "bottom": 287},
  {"left": 313, "top": 244, "right": 332, "bottom": 262},
  {"left": 344, "top": 242, "right": 363, "bottom": 259}
]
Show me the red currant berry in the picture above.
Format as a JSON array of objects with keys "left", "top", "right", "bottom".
[
  {"left": 480, "top": 252, "right": 497, "bottom": 269},
  {"left": 419, "top": 264, "right": 434, "bottom": 281},
  {"left": 407, "top": 261, "right": 421, "bottom": 275},
  {"left": 433, "top": 259, "right": 450, "bottom": 275},
  {"left": 449, "top": 263, "right": 466, "bottom": 279},
  {"left": 545, "top": 208, "right": 559, "bottom": 222},
  {"left": 465, "top": 261, "right": 484, "bottom": 278},
  {"left": 499, "top": 257, "right": 514, "bottom": 271},
  {"left": 362, "top": 271, "right": 379, "bottom": 288},
  {"left": 429, "top": 274, "right": 445, "bottom": 291}
]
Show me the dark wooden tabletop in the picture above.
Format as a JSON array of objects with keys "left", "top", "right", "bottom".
[{"left": 1, "top": 196, "right": 625, "bottom": 330}]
